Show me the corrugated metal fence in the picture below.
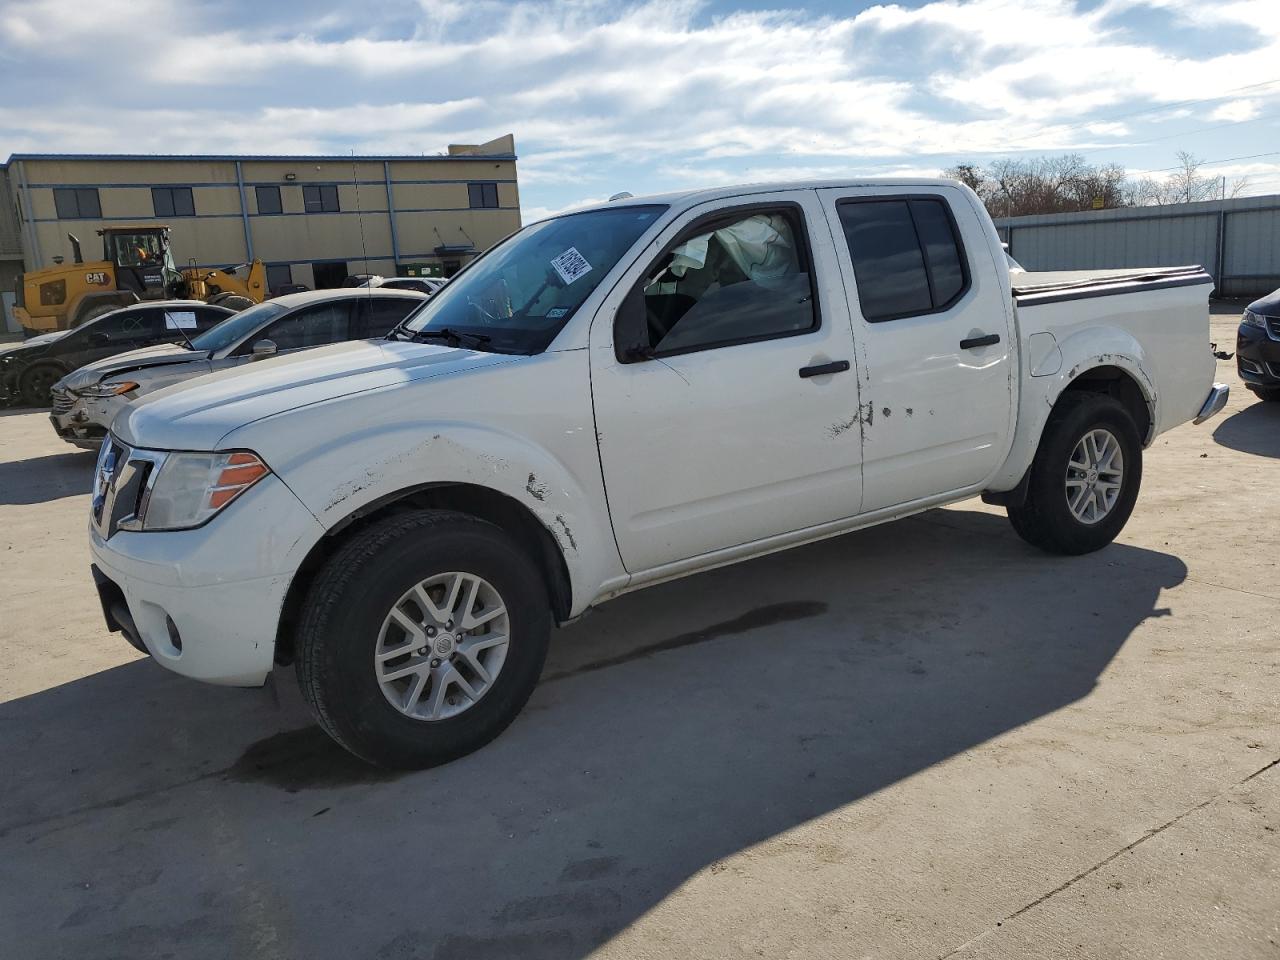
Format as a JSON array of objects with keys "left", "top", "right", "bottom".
[{"left": 994, "top": 193, "right": 1280, "bottom": 298}]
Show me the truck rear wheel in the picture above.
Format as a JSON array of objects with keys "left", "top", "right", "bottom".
[
  {"left": 1006, "top": 392, "right": 1142, "bottom": 555},
  {"left": 295, "top": 509, "right": 551, "bottom": 768}
]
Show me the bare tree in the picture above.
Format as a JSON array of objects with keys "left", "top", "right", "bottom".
[
  {"left": 1125, "top": 152, "right": 1250, "bottom": 206},
  {"left": 944, "top": 154, "right": 1128, "bottom": 217},
  {"left": 946, "top": 152, "right": 1253, "bottom": 216}
]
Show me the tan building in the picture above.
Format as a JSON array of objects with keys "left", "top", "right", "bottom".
[{"left": 2, "top": 134, "right": 520, "bottom": 298}]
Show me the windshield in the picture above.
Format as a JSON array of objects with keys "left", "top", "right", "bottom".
[
  {"left": 189, "top": 301, "right": 288, "bottom": 353},
  {"left": 402, "top": 205, "right": 667, "bottom": 353}
]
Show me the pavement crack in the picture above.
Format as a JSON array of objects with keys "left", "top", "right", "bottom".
[{"left": 937, "top": 754, "right": 1280, "bottom": 958}]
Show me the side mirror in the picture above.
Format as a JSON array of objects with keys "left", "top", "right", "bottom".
[
  {"left": 88, "top": 331, "right": 109, "bottom": 345},
  {"left": 250, "top": 338, "right": 277, "bottom": 360},
  {"left": 613, "top": 285, "right": 652, "bottom": 364}
]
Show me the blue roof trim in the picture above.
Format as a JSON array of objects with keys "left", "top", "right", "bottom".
[{"left": 5, "top": 152, "right": 516, "bottom": 166}]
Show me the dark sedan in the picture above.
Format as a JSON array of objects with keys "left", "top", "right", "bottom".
[
  {"left": 1238, "top": 287, "right": 1280, "bottom": 403},
  {"left": 0, "top": 300, "right": 233, "bottom": 406}
]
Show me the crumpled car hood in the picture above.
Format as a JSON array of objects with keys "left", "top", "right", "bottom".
[
  {"left": 115, "top": 338, "right": 519, "bottom": 451},
  {"left": 58, "top": 343, "right": 208, "bottom": 391}
]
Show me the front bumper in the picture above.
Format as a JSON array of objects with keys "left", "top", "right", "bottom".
[
  {"left": 1237, "top": 320, "right": 1280, "bottom": 388},
  {"left": 49, "top": 389, "right": 113, "bottom": 448},
  {"left": 88, "top": 470, "right": 326, "bottom": 687}
]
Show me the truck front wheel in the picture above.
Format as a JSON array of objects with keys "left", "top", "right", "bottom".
[
  {"left": 295, "top": 509, "right": 551, "bottom": 768},
  {"left": 1006, "top": 393, "right": 1142, "bottom": 555}
]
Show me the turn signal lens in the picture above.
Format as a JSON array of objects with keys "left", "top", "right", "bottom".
[{"left": 209, "top": 453, "right": 270, "bottom": 509}]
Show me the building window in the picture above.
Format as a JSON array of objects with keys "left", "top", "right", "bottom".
[
  {"left": 468, "top": 182, "right": 499, "bottom": 208},
  {"left": 303, "top": 184, "right": 340, "bottom": 213},
  {"left": 256, "top": 185, "right": 282, "bottom": 215},
  {"left": 265, "top": 263, "right": 292, "bottom": 294},
  {"left": 152, "top": 186, "right": 196, "bottom": 218},
  {"left": 53, "top": 188, "right": 101, "bottom": 220}
]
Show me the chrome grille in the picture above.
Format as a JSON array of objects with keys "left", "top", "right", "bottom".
[
  {"left": 92, "top": 441, "right": 166, "bottom": 539},
  {"left": 50, "top": 389, "right": 74, "bottom": 415},
  {"left": 1268, "top": 361, "right": 1280, "bottom": 379},
  {"left": 1267, "top": 316, "right": 1280, "bottom": 340}
]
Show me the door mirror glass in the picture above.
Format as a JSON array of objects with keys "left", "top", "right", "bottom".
[{"left": 250, "top": 338, "right": 278, "bottom": 359}]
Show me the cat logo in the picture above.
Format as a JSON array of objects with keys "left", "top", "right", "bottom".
[{"left": 85, "top": 271, "right": 110, "bottom": 285}]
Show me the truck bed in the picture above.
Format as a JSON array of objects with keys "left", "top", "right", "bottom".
[{"left": 1013, "top": 265, "right": 1210, "bottom": 307}]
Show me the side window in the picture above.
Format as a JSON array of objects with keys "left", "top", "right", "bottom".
[
  {"left": 836, "top": 197, "right": 969, "bottom": 322},
  {"left": 362, "top": 297, "right": 420, "bottom": 337},
  {"left": 257, "top": 301, "right": 352, "bottom": 350},
  {"left": 53, "top": 188, "right": 101, "bottom": 219},
  {"left": 303, "top": 185, "right": 340, "bottom": 213},
  {"left": 637, "top": 208, "right": 817, "bottom": 355},
  {"left": 94, "top": 308, "right": 162, "bottom": 340},
  {"left": 152, "top": 187, "right": 195, "bottom": 218},
  {"left": 256, "top": 185, "right": 282, "bottom": 215}
]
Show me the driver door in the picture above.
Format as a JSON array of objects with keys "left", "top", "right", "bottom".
[{"left": 589, "top": 192, "right": 864, "bottom": 574}]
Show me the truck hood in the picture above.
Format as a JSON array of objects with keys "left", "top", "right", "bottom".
[
  {"left": 116, "top": 338, "right": 519, "bottom": 451},
  {"left": 58, "top": 343, "right": 207, "bottom": 391}
]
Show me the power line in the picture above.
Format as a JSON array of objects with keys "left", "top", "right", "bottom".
[
  {"left": 1035, "top": 77, "right": 1280, "bottom": 141},
  {"left": 1143, "top": 150, "right": 1280, "bottom": 173}
]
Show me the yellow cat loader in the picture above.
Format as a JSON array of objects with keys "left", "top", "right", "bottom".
[{"left": 12, "top": 226, "right": 267, "bottom": 335}]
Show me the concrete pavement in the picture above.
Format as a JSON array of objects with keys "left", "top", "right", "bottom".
[{"left": 0, "top": 306, "right": 1276, "bottom": 959}]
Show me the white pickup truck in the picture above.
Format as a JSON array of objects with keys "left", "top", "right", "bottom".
[{"left": 88, "top": 178, "right": 1228, "bottom": 768}]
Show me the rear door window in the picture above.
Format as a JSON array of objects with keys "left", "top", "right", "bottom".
[{"left": 835, "top": 197, "right": 969, "bottom": 322}]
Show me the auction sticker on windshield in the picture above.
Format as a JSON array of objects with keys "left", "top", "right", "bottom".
[{"left": 551, "top": 247, "right": 592, "bottom": 285}]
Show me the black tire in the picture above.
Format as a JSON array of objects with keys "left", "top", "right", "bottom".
[
  {"left": 1007, "top": 392, "right": 1143, "bottom": 555},
  {"left": 1247, "top": 386, "right": 1280, "bottom": 402},
  {"left": 209, "top": 293, "right": 254, "bottom": 311},
  {"left": 72, "top": 303, "right": 120, "bottom": 328},
  {"left": 19, "top": 363, "right": 66, "bottom": 407},
  {"left": 295, "top": 509, "right": 551, "bottom": 768}
]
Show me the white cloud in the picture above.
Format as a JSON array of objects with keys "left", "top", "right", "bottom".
[{"left": 3, "top": 0, "right": 1280, "bottom": 211}]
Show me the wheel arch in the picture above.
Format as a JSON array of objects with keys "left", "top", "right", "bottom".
[
  {"left": 274, "top": 482, "right": 573, "bottom": 665},
  {"left": 1058, "top": 363, "right": 1153, "bottom": 444}
]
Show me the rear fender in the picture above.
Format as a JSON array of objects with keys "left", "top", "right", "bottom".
[{"left": 988, "top": 327, "right": 1155, "bottom": 491}]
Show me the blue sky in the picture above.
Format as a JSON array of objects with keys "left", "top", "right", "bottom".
[{"left": 2, "top": 0, "right": 1278, "bottom": 220}]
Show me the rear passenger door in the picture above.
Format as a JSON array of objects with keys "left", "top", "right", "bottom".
[
  {"left": 817, "top": 187, "right": 1016, "bottom": 513},
  {"left": 356, "top": 296, "right": 422, "bottom": 339}
]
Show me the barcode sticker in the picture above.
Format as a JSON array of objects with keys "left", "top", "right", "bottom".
[{"left": 550, "top": 247, "right": 592, "bottom": 286}]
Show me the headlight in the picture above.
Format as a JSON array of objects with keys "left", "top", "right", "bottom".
[
  {"left": 141, "top": 451, "right": 271, "bottom": 530},
  {"left": 81, "top": 380, "right": 139, "bottom": 398},
  {"left": 1242, "top": 310, "right": 1268, "bottom": 330}
]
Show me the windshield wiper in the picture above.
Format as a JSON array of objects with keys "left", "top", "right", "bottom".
[{"left": 409, "top": 328, "right": 494, "bottom": 350}]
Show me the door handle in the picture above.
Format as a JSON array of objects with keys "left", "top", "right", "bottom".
[
  {"left": 960, "top": 333, "right": 1001, "bottom": 350},
  {"left": 799, "top": 360, "right": 851, "bottom": 378}
]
